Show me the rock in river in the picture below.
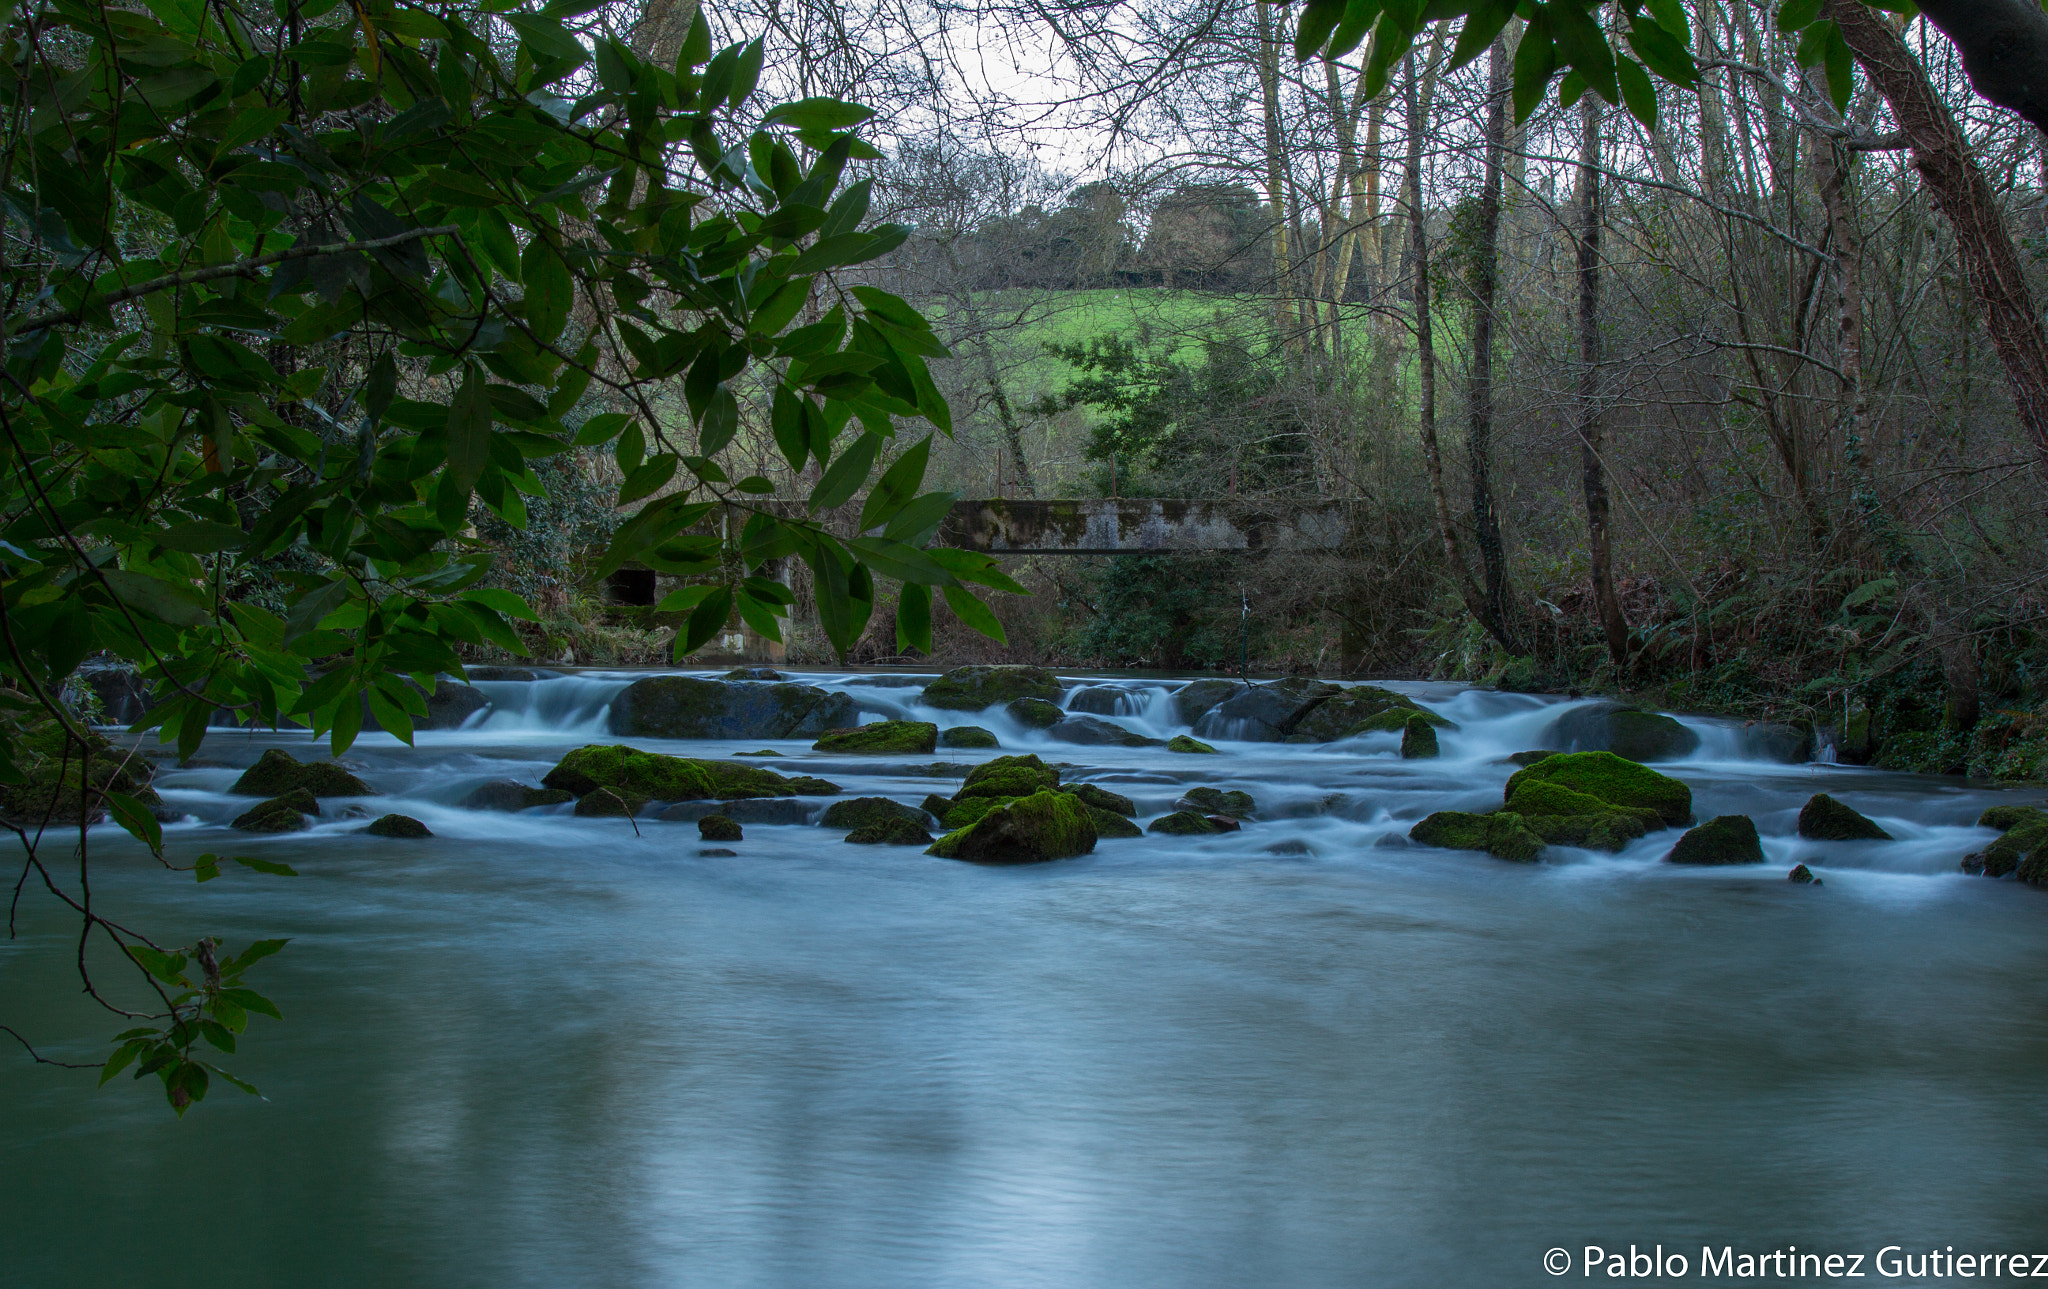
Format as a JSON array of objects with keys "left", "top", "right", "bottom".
[
  {"left": 1047, "top": 714, "right": 1160, "bottom": 747},
  {"left": 846, "top": 818, "right": 933, "bottom": 845},
  {"left": 956, "top": 754, "right": 1060, "bottom": 800},
  {"left": 1503, "top": 751, "right": 1692, "bottom": 827},
  {"left": 919, "top": 665, "right": 1062, "bottom": 711},
  {"left": 607, "top": 676, "right": 857, "bottom": 740},
  {"left": 939, "top": 726, "right": 1000, "bottom": 749},
  {"left": 811, "top": 721, "right": 939, "bottom": 755},
  {"left": 1006, "top": 697, "right": 1065, "bottom": 728},
  {"left": 366, "top": 814, "right": 432, "bottom": 838},
  {"left": 462, "top": 780, "right": 574, "bottom": 812},
  {"left": 698, "top": 816, "right": 743, "bottom": 842},
  {"left": 1796, "top": 793, "right": 1892, "bottom": 841},
  {"left": 542, "top": 744, "right": 839, "bottom": 802},
  {"left": 1408, "top": 810, "right": 1546, "bottom": 862},
  {"left": 1665, "top": 815, "right": 1764, "bottom": 866},
  {"left": 232, "top": 789, "right": 319, "bottom": 833},
  {"left": 230, "top": 748, "right": 372, "bottom": 798},
  {"left": 928, "top": 789, "right": 1097, "bottom": 864},
  {"left": 1548, "top": 702, "right": 1700, "bottom": 762},
  {"left": 1399, "top": 717, "right": 1439, "bottom": 759},
  {"left": 1193, "top": 678, "right": 1342, "bottom": 742},
  {"left": 1166, "top": 735, "right": 1219, "bottom": 754},
  {"left": 821, "top": 797, "right": 931, "bottom": 830}
]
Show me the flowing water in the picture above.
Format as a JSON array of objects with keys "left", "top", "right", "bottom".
[{"left": 6, "top": 671, "right": 2048, "bottom": 1287}]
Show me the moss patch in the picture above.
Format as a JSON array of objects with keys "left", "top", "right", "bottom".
[
  {"left": 821, "top": 797, "right": 930, "bottom": 830},
  {"left": 811, "top": 721, "right": 939, "bottom": 754},
  {"left": 1147, "top": 810, "right": 1221, "bottom": 835},
  {"left": 1007, "top": 697, "right": 1064, "bottom": 728},
  {"left": 229, "top": 748, "right": 372, "bottom": 798},
  {"left": 1504, "top": 751, "right": 1692, "bottom": 826},
  {"left": 927, "top": 789, "right": 1096, "bottom": 863},
  {"left": 941, "top": 795, "right": 1019, "bottom": 829},
  {"left": 846, "top": 818, "right": 933, "bottom": 845},
  {"left": 1087, "top": 807, "right": 1144, "bottom": 838},
  {"left": 958, "top": 754, "right": 1060, "bottom": 800},
  {"left": 366, "top": 814, "right": 431, "bottom": 838},
  {"left": 1175, "top": 787, "right": 1255, "bottom": 818},
  {"left": 1797, "top": 794, "right": 1892, "bottom": 841},
  {"left": 542, "top": 744, "right": 837, "bottom": 801},
  {"left": 1408, "top": 810, "right": 1545, "bottom": 862},
  {"left": 232, "top": 789, "right": 318, "bottom": 833},
  {"left": 1400, "top": 717, "right": 1440, "bottom": 759},
  {"left": 919, "top": 665, "right": 1062, "bottom": 711},
  {"left": 698, "top": 815, "right": 743, "bottom": 842},
  {"left": 1665, "top": 815, "right": 1764, "bottom": 865},
  {"left": 1166, "top": 735, "right": 1218, "bottom": 754},
  {"left": 1062, "top": 783, "right": 1136, "bottom": 816},
  {"left": 939, "top": 726, "right": 1000, "bottom": 748}
]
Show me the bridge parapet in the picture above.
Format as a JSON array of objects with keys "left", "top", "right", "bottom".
[{"left": 939, "top": 498, "right": 1358, "bottom": 556}]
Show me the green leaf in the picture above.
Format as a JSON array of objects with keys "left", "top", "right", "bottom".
[
  {"left": 809, "top": 431, "right": 880, "bottom": 513},
  {"left": 126, "top": 945, "right": 188, "bottom": 985},
  {"left": 100, "top": 1042, "right": 144, "bottom": 1086},
  {"left": 193, "top": 854, "right": 220, "bottom": 882},
  {"left": 504, "top": 12, "right": 587, "bottom": 66},
  {"left": 1512, "top": 15, "right": 1557, "bottom": 123},
  {"left": 682, "top": 587, "right": 732, "bottom": 657},
  {"left": 99, "top": 569, "right": 211, "bottom": 628},
  {"left": 104, "top": 791, "right": 163, "bottom": 854},
  {"left": 895, "top": 582, "right": 931, "bottom": 654},
  {"left": 761, "top": 97, "right": 877, "bottom": 131},
  {"left": 329, "top": 690, "right": 363, "bottom": 756},
  {"left": 1293, "top": 0, "right": 1348, "bottom": 60},
  {"left": 848, "top": 536, "right": 954, "bottom": 586},
  {"left": 464, "top": 588, "right": 539, "bottom": 622},
  {"left": 942, "top": 585, "right": 1006, "bottom": 644},
  {"left": 1448, "top": 0, "right": 1517, "bottom": 73},
  {"left": 1824, "top": 24, "right": 1854, "bottom": 113},
  {"left": 771, "top": 386, "right": 808, "bottom": 471},
  {"left": 522, "top": 240, "right": 572, "bottom": 344},
  {"left": 882, "top": 491, "right": 957, "bottom": 546},
  {"left": 575, "top": 412, "right": 633, "bottom": 446},
  {"left": 618, "top": 454, "right": 679, "bottom": 505},
  {"left": 1777, "top": 0, "right": 1823, "bottom": 33},
  {"left": 859, "top": 435, "right": 931, "bottom": 532},
  {"left": 1617, "top": 55, "right": 1658, "bottom": 131},
  {"left": 233, "top": 855, "right": 298, "bottom": 877},
  {"left": 734, "top": 590, "right": 783, "bottom": 643},
  {"left": 154, "top": 520, "right": 247, "bottom": 553},
  {"left": 445, "top": 365, "right": 494, "bottom": 499}
]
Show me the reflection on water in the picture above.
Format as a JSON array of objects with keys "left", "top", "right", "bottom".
[{"left": 5, "top": 670, "right": 2048, "bottom": 1288}]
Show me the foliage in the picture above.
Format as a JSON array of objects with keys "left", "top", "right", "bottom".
[
  {"left": 1070, "top": 555, "right": 1264, "bottom": 670},
  {"left": 0, "top": 0, "right": 1017, "bottom": 1110}
]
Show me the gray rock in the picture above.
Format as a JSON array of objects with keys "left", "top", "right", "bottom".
[
  {"left": 1550, "top": 702, "right": 1700, "bottom": 762},
  {"left": 1744, "top": 722, "right": 1813, "bottom": 764},
  {"left": 421, "top": 680, "right": 489, "bottom": 730},
  {"left": 608, "top": 676, "right": 858, "bottom": 740},
  {"left": 366, "top": 813, "right": 432, "bottom": 838},
  {"left": 461, "top": 780, "right": 573, "bottom": 811},
  {"left": 1007, "top": 697, "right": 1065, "bottom": 728},
  {"left": 820, "top": 797, "right": 930, "bottom": 830},
  {"left": 1066, "top": 685, "right": 1132, "bottom": 716},
  {"left": 1047, "top": 714, "right": 1161, "bottom": 747},
  {"left": 1172, "top": 679, "right": 1243, "bottom": 726},
  {"left": 1192, "top": 678, "right": 1341, "bottom": 742}
]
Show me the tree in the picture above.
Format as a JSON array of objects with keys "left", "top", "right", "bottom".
[{"left": 0, "top": 0, "right": 1011, "bottom": 1111}]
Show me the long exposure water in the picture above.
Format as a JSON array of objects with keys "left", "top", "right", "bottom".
[{"left": 5, "top": 670, "right": 2048, "bottom": 1287}]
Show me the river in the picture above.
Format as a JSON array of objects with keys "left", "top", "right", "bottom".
[{"left": 5, "top": 671, "right": 2047, "bottom": 1287}]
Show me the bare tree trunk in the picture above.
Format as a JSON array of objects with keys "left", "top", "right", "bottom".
[
  {"left": 1575, "top": 97, "right": 1630, "bottom": 668},
  {"left": 1825, "top": 0, "right": 2048, "bottom": 474},
  {"left": 1256, "top": 0, "right": 1297, "bottom": 346},
  {"left": 1467, "top": 39, "right": 1520, "bottom": 651},
  {"left": 1404, "top": 43, "right": 1489, "bottom": 636}
]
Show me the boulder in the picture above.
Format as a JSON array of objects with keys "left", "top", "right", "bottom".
[
  {"left": 723, "top": 667, "right": 786, "bottom": 681},
  {"left": 846, "top": 818, "right": 933, "bottom": 845},
  {"left": 698, "top": 815, "right": 743, "bottom": 842},
  {"left": 1066, "top": 686, "right": 1130, "bottom": 716},
  {"left": 366, "top": 814, "right": 432, "bottom": 838},
  {"left": 920, "top": 793, "right": 955, "bottom": 820},
  {"left": 1061, "top": 783, "right": 1137, "bottom": 816},
  {"left": 1046, "top": 714, "right": 1160, "bottom": 747},
  {"left": 1, "top": 721, "right": 164, "bottom": 827},
  {"left": 1665, "top": 815, "right": 1764, "bottom": 865},
  {"left": 811, "top": 721, "right": 939, "bottom": 755},
  {"left": 939, "top": 726, "right": 1000, "bottom": 749},
  {"left": 1007, "top": 697, "right": 1065, "bottom": 728},
  {"left": 1172, "top": 679, "right": 1242, "bottom": 726},
  {"left": 461, "top": 780, "right": 573, "bottom": 812},
  {"left": 1797, "top": 794, "right": 1892, "bottom": 841},
  {"left": 1745, "top": 722, "right": 1813, "bottom": 764},
  {"left": 1400, "top": 717, "right": 1439, "bottom": 759},
  {"left": 1788, "top": 864, "right": 1821, "bottom": 885},
  {"left": 232, "top": 789, "right": 319, "bottom": 833},
  {"left": 420, "top": 680, "right": 488, "bottom": 730},
  {"left": 957, "top": 754, "right": 1060, "bottom": 800},
  {"left": 574, "top": 788, "right": 645, "bottom": 818},
  {"left": 1166, "top": 735, "right": 1219, "bottom": 754},
  {"left": 927, "top": 790, "right": 1097, "bottom": 864},
  {"left": 1975, "top": 808, "right": 2048, "bottom": 878},
  {"left": 1147, "top": 810, "right": 1223, "bottom": 836},
  {"left": 1523, "top": 812, "right": 1648, "bottom": 852},
  {"left": 1174, "top": 787, "right": 1256, "bottom": 818},
  {"left": 655, "top": 798, "right": 813, "bottom": 825},
  {"left": 229, "top": 748, "right": 372, "bottom": 798},
  {"left": 919, "top": 665, "right": 1062, "bottom": 711},
  {"left": 1204, "top": 815, "right": 1242, "bottom": 832},
  {"left": 1504, "top": 751, "right": 1692, "bottom": 827},
  {"left": 1193, "top": 678, "right": 1343, "bottom": 742},
  {"left": 606, "top": 675, "right": 857, "bottom": 740},
  {"left": 1408, "top": 810, "right": 1545, "bottom": 862},
  {"left": 1503, "top": 778, "right": 1663, "bottom": 828},
  {"left": 940, "top": 795, "right": 1017, "bottom": 829},
  {"left": 821, "top": 797, "right": 931, "bottom": 830},
  {"left": 732, "top": 749, "right": 782, "bottom": 757},
  {"left": 1086, "top": 807, "right": 1144, "bottom": 838},
  {"left": 1549, "top": 702, "right": 1700, "bottom": 762},
  {"left": 1982, "top": 805, "right": 2048, "bottom": 831},
  {"left": 1507, "top": 750, "right": 1556, "bottom": 767},
  {"left": 1290, "top": 685, "right": 1449, "bottom": 742},
  {"left": 542, "top": 744, "right": 838, "bottom": 801}
]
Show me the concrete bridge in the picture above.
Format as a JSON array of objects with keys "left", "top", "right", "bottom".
[{"left": 936, "top": 498, "right": 1359, "bottom": 556}]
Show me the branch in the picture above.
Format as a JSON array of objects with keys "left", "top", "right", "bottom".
[{"left": 8, "top": 225, "right": 459, "bottom": 336}]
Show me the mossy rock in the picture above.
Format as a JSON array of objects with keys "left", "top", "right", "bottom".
[
  {"left": 821, "top": 797, "right": 930, "bottom": 830},
  {"left": 1504, "top": 751, "right": 1692, "bottom": 827},
  {"left": 541, "top": 744, "right": 836, "bottom": 801},
  {"left": 232, "top": 788, "right": 319, "bottom": 833},
  {"left": 1978, "top": 805, "right": 2048, "bottom": 832},
  {"left": 1046, "top": 714, "right": 1162, "bottom": 748},
  {"left": 919, "top": 665, "right": 1062, "bottom": 711},
  {"left": 1408, "top": 810, "right": 1545, "bottom": 862},
  {"left": 462, "top": 780, "right": 574, "bottom": 812},
  {"left": 1523, "top": 812, "right": 1647, "bottom": 852},
  {"left": 1087, "top": 807, "right": 1143, "bottom": 838},
  {"left": 732, "top": 749, "right": 784, "bottom": 757},
  {"left": 1148, "top": 810, "right": 1222, "bottom": 836},
  {"left": 939, "top": 726, "right": 999, "bottom": 749},
  {"left": 1166, "top": 735, "right": 1218, "bottom": 754},
  {"left": 1174, "top": 787, "right": 1255, "bottom": 818},
  {"left": 846, "top": 818, "right": 933, "bottom": 845},
  {"left": 1551, "top": 702, "right": 1700, "bottom": 762},
  {"left": 1400, "top": 717, "right": 1439, "bottom": 759},
  {"left": 920, "top": 793, "right": 955, "bottom": 820},
  {"left": 1346, "top": 706, "right": 1455, "bottom": 736},
  {"left": 723, "top": 667, "right": 786, "bottom": 681},
  {"left": 958, "top": 754, "right": 1059, "bottom": 800},
  {"left": 1062, "top": 783, "right": 1136, "bottom": 816},
  {"left": 574, "top": 788, "right": 646, "bottom": 818},
  {"left": 942, "top": 795, "right": 1019, "bottom": 829},
  {"left": 229, "top": 748, "right": 372, "bottom": 798},
  {"left": 1504, "top": 778, "right": 1660, "bottom": 826},
  {"left": 1979, "top": 820, "right": 2048, "bottom": 878},
  {"left": 1507, "top": 750, "right": 1556, "bottom": 767},
  {"left": 607, "top": 675, "right": 856, "bottom": 739},
  {"left": 1665, "top": 815, "right": 1764, "bottom": 865},
  {"left": 0, "top": 721, "right": 161, "bottom": 827},
  {"left": 1797, "top": 794, "right": 1892, "bottom": 841},
  {"left": 1171, "top": 679, "right": 1241, "bottom": 725},
  {"left": 927, "top": 789, "right": 1096, "bottom": 864},
  {"left": 366, "top": 813, "right": 431, "bottom": 838},
  {"left": 698, "top": 815, "right": 743, "bottom": 842},
  {"left": 811, "top": 721, "right": 938, "bottom": 755},
  {"left": 1788, "top": 864, "right": 1820, "bottom": 885},
  {"left": 1291, "top": 686, "right": 1453, "bottom": 741},
  {"left": 1006, "top": 697, "right": 1064, "bottom": 728}
]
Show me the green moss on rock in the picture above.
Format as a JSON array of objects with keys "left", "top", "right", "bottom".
[
  {"left": 1147, "top": 810, "right": 1222, "bottom": 836},
  {"left": 698, "top": 815, "right": 743, "bottom": 842},
  {"left": 1797, "top": 794, "right": 1892, "bottom": 841},
  {"left": 942, "top": 795, "right": 1019, "bottom": 829},
  {"left": 1166, "top": 736, "right": 1218, "bottom": 754},
  {"left": 1, "top": 721, "right": 162, "bottom": 826},
  {"left": 1062, "top": 783, "right": 1136, "bottom": 816},
  {"left": 232, "top": 788, "right": 319, "bottom": 833},
  {"left": 1400, "top": 717, "right": 1440, "bottom": 759},
  {"left": 1408, "top": 810, "right": 1545, "bottom": 862},
  {"left": 1665, "top": 815, "right": 1764, "bottom": 865},
  {"left": 1174, "top": 787, "right": 1255, "bottom": 818},
  {"left": 938, "top": 726, "right": 1000, "bottom": 749},
  {"left": 958, "top": 754, "right": 1059, "bottom": 800},
  {"left": 574, "top": 788, "right": 646, "bottom": 818},
  {"left": 366, "top": 813, "right": 431, "bottom": 838},
  {"left": 1978, "top": 805, "right": 2048, "bottom": 832},
  {"left": 1524, "top": 812, "right": 1648, "bottom": 852},
  {"left": 919, "top": 665, "right": 1062, "bottom": 711},
  {"left": 1504, "top": 751, "right": 1692, "bottom": 826},
  {"left": 1290, "top": 685, "right": 1454, "bottom": 742},
  {"left": 1087, "top": 807, "right": 1143, "bottom": 838},
  {"left": 230, "top": 748, "right": 372, "bottom": 798},
  {"left": 846, "top": 818, "right": 933, "bottom": 845},
  {"left": 927, "top": 789, "right": 1096, "bottom": 863},
  {"left": 542, "top": 744, "right": 836, "bottom": 801},
  {"left": 811, "top": 721, "right": 938, "bottom": 755},
  {"left": 821, "top": 797, "right": 930, "bottom": 830},
  {"left": 1007, "top": 697, "right": 1064, "bottom": 728}
]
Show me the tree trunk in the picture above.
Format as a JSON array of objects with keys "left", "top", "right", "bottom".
[
  {"left": 1575, "top": 96, "right": 1630, "bottom": 669},
  {"left": 1403, "top": 42, "right": 1489, "bottom": 637},
  {"left": 1256, "top": 0, "right": 1297, "bottom": 346},
  {"left": 1467, "top": 39, "right": 1520, "bottom": 652},
  {"left": 1824, "top": 0, "right": 2048, "bottom": 475}
]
